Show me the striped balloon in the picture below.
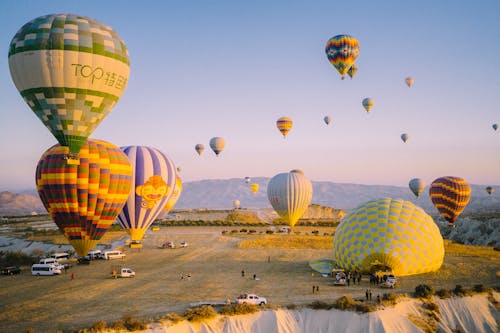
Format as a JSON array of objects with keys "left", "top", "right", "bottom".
[
  {"left": 156, "top": 175, "right": 183, "bottom": 220},
  {"left": 362, "top": 98, "right": 374, "bottom": 113},
  {"left": 35, "top": 139, "right": 133, "bottom": 256},
  {"left": 267, "top": 170, "right": 313, "bottom": 228},
  {"left": 429, "top": 176, "right": 471, "bottom": 225},
  {"left": 276, "top": 116, "right": 293, "bottom": 138},
  {"left": 9, "top": 14, "right": 129, "bottom": 162},
  {"left": 117, "top": 146, "right": 177, "bottom": 241},
  {"left": 325, "top": 35, "right": 360, "bottom": 79}
]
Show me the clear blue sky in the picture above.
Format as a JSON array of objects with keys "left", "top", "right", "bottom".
[{"left": 1, "top": 0, "right": 499, "bottom": 190}]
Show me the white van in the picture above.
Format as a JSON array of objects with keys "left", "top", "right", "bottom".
[
  {"left": 100, "top": 250, "right": 126, "bottom": 260},
  {"left": 40, "top": 258, "right": 65, "bottom": 270},
  {"left": 85, "top": 250, "right": 102, "bottom": 260},
  {"left": 50, "top": 253, "right": 70, "bottom": 262},
  {"left": 31, "top": 264, "right": 62, "bottom": 276}
]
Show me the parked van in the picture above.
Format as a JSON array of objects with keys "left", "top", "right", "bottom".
[
  {"left": 85, "top": 250, "right": 102, "bottom": 260},
  {"left": 100, "top": 250, "right": 126, "bottom": 260},
  {"left": 31, "top": 264, "right": 62, "bottom": 276},
  {"left": 49, "top": 253, "right": 70, "bottom": 262},
  {"left": 40, "top": 257, "right": 58, "bottom": 265}
]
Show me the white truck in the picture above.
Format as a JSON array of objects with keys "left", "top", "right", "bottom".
[
  {"left": 111, "top": 267, "right": 135, "bottom": 278},
  {"left": 235, "top": 293, "right": 267, "bottom": 305}
]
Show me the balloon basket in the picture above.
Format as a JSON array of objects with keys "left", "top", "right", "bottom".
[
  {"left": 64, "top": 153, "right": 80, "bottom": 165},
  {"left": 130, "top": 242, "right": 143, "bottom": 249}
]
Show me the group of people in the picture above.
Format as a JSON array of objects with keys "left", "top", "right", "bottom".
[
  {"left": 312, "top": 285, "right": 320, "bottom": 294},
  {"left": 334, "top": 270, "right": 362, "bottom": 286},
  {"left": 365, "top": 289, "right": 381, "bottom": 303}
]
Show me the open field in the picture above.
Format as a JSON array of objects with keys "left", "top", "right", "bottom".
[{"left": 0, "top": 226, "right": 499, "bottom": 333}]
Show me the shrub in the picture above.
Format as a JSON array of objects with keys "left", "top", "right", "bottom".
[
  {"left": 162, "top": 312, "right": 185, "bottom": 324},
  {"left": 89, "top": 320, "right": 107, "bottom": 332},
  {"left": 285, "top": 304, "right": 298, "bottom": 310},
  {"left": 240, "top": 229, "right": 247, "bottom": 233},
  {"left": 309, "top": 300, "right": 333, "bottom": 310},
  {"left": 123, "top": 315, "right": 147, "bottom": 331},
  {"left": 311, "top": 230, "right": 319, "bottom": 235},
  {"left": 230, "top": 230, "right": 238, "bottom": 234},
  {"left": 422, "top": 301, "right": 440, "bottom": 313},
  {"left": 265, "top": 230, "right": 274, "bottom": 234},
  {"left": 473, "top": 284, "right": 486, "bottom": 293},
  {"left": 355, "top": 302, "right": 376, "bottom": 313},
  {"left": 436, "top": 288, "right": 451, "bottom": 298},
  {"left": 415, "top": 284, "right": 434, "bottom": 299},
  {"left": 0, "top": 250, "right": 38, "bottom": 266},
  {"left": 184, "top": 305, "right": 217, "bottom": 322},
  {"left": 248, "top": 229, "right": 257, "bottom": 234},
  {"left": 453, "top": 284, "right": 466, "bottom": 296},
  {"left": 381, "top": 293, "right": 399, "bottom": 306},
  {"left": 109, "top": 320, "right": 126, "bottom": 331},
  {"left": 221, "top": 230, "right": 228, "bottom": 235},
  {"left": 220, "top": 303, "right": 258, "bottom": 316},
  {"left": 333, "top": 296, "right": 356, "bottom": 310}
]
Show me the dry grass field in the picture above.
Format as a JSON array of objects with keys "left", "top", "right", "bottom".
[{"left": 0, "top": 226, "right": 499, "bottom": 333}]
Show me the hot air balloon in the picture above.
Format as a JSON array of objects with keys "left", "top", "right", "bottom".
[
  {"left": 429, "top": 176, "right": 471, "bottom": 226},
  {"left": 401, "top": 133, "right": 409, "bottom": 143},
  {"left": 9, "top": 14, "right": 130, "bottom": 164},
  {"left": 244, "top": 177, "right": 251, "bottom": 184},
  {"left": 405, "top": 77, "right": 414, "bottom": 87},
  {"left": 249, "top": 183, "right": 259, "bottom": 194},
  {"left": 195, "top": 144, "right": 205, "bottom": 156},
  {"left": 116, "top": 146, "right": 177, "bottom": 245},
  {"left": 209, "top": 137, "right": 225, "bottom": 156},
  {"left": 333, "top": 198, "right": 444, "bottom": 276},
  {"left": 233, "top": 200, "right": 241, "bottom": 209},
  {"left": 409, "top": 178, "right": 425, "bottom": 198},
  {"left": 177, "top": 166, "right": 182, "bottom": 173},
  {"left": 347, "top": 64, "right": 358, "bottom": 79},
  {"left": 493, "top": 124, "right": 498, "bottom": 131},
  {"left": 325, "top": 35, "right": 360, "bottom": 79},
  {"left": 324, "top": 116, "right": 332, "bottom": 125},
  {"left": 486, "top": 186, "right": 494, "bottom": 195},
  {"left": 267, "top": 170, "right": 313, "bottom": 228},
  {"left": 362, "top": 98, "right": 374, "bottom": 113},
  {"left": 277, "top": 117, "right": 293, "bottom": 138},
  {"left": 35, "top": 139, "right": 133, "bottom": 256},
  {"left": 157, "top": 175, "right": 183, "bottom": 220}
]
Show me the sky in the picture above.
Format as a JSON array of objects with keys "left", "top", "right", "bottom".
[{"left": 1, "top": 0, "right": 499, "bottom": 191}]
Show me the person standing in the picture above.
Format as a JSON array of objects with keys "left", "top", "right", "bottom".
[{"left": 71, "top": 272, "right": 75, "bottom": 280}]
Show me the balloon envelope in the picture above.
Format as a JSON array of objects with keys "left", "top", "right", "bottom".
[
  {"left": 362, "top": 98, "right": 374, "bottom": 113},
  {"left": 401, "top": 133, "right": 409, "bottom": 143},
  {"left": 267, "top": 170, "right": 313, "bottom": 227},
  {"left": 157, "top": 175, "right": 183, "bottom": 219},
  {"left": 244, "top": 177, "right": 251, "bottom": 184},
  {"left": 493, "top": 124, "right": 498, "bottom": 131},
  {"left": 324, "top": 116, "right": 332, "bottom": 125},
  {"left": 325, "top": 35, "right": 360, "bottom": 79},
  {"left": 409, "top": 178, "right": 425, "bottom": 197},
  {"left": 429, "top": 176, "right": 471, "bottom": 225},
  {"left": 347, "top": 64, "right": 358, "bottom": 79},
  {"left": 486, "top": 186, "right": 494, "bottom": 195},
  {"left": 209, "top": 137, "right": 225, "bottom": 156},
  {"left": 233, "top": 200, "right": 241, "bottom": 209},
  {"left": 249, "top": 183, "right": 259, "bottom": 194},
  {"left": 277, "top": 117, "right": 293, "bottom": 138},
  {"left": 9, "top": 14, "right": 130, "bottom": 160},
  {"left": 405, "top": 77, "right": 414, "bottom": 87},
  {"left": 195, "top": 144, "right": 205, "bottom": 155},
  {"left": 36, "top": 139, "right": 133, "bottom": 256},
  {"left": 117, "top": 146, "right": 177, "bottom": 241}
]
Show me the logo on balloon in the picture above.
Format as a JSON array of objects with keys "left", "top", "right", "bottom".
[
  {"left": 135, "top": 175, "right": 170, "bottom": 209},
  {"left": 71, "top": 63, "right": 128, "bottom": 89}
]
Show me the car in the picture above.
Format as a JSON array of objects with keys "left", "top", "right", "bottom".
[
  {"left": 77, "top": 257, "right": 91, "bottom": 265},
  {"left": 111, "top": 267, "right": 136, "bottom": 278},
  {"left": 380, "top": 274, "right": 397, "bottom": 288},
  {"left": 1, "top": 266, "right": 21, "bottom": 275},
  {"left": 333, "top": 271, "right": 346, "bottom": 286},
  {"left": 160, "top": 241, "right": 175, "bottom": 249},
  {"left": 179, "top": 241, "right": 188, "bottom": 248},
  {"left": 236, "top": 293, "right": 267, "bottom": 306}
]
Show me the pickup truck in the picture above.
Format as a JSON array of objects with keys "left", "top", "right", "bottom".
[
  {"left": 111, "top": 268, "right": 136, "bottom": 278},
  {"left": 235, "top": 293, "right": 267, "bottom": 305}
]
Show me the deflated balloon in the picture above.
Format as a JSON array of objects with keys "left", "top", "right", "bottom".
[
  {"left": 405, "top": 77, "right": 414, "bottom": 87},
  {"left": 210, "top": 137, "right": 225, "bottom": 156},
  {"left": 362, "top": 98, "right": 374, "bottom": 113},
  {"left": 401, "top": 133, "right": 409, "bottom": 143},
  {"left": 267, "top": 170, "right": 313, "bottom": 228},
  {"left": 249, "top": 183, "right": 259, "bottom": 194},
  {"left": 325, "top": 35, "right": 360, "bottom": 79},
  {"left": 156, "top": 175, "right": 183, "bottom": 220},
  {"left": 277, "top": 117, "right": 293, "bottom": 138},
  {"left": 117, "top": 146, "right": 177, "bottom": 242},
  {"left": 486, "top": 186, "right": 494, "bottom": 195},
  {"left": 409, "top": 178, "right": 425, "bottom": 197},
  {"left": 36, "top": 139, "right": 133, "bottom": 256},
  {"left": 347, "top": 64, "right": 358, "bottom": 79},
  {"left": 195, "top": 144, "right": 205, "bottom": 156},
  {"left": 324, "top": 116, "right": 332, "bottom": 125},
  {"left": 429, "top": 176, "right": 471, "bottom": 225},
  {"left": 9, "top": 14, "right": 130, "bottom": 163}
]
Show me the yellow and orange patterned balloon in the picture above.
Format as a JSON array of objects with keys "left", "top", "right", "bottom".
[
  {"left": 276, "top": 116, "right": 293, "bottom": 138},
  {"left": 429, "top": 176, "right": 471, "bottom": 225},
  {"left": 36, "top": 139, "right": 133, "bottom": 256},
  {"left": 325, "top": 35, "right": 360, "bottom": 79}
]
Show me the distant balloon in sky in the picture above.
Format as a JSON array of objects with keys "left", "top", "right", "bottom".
[
  {"left": 429, "top": 176, "right": 471, "bottom": 226},
  {"left": 249, "top": 183, "right": 259, "bottom": 194},
  {"left": 209, "top": 137, "right": 225, "bottom": 156},
  {"left": 486, "top": 186, "right": 494, "bottom": 195},
  {"left": 177, "top": 166, "right": 182, "bottom": 173},
  {"left": 493, "top": 124, "right": 498, "bottom": 131},
  {"left": 401, "top": 133, "right": 409, "bottom": 143},
  {"left": 405, "top": 77, "right": 414, "bottom": 87},
  {"left": 362, "top": 98, "right": 374, "bottom": 113},
  {"left": 195, "top": 144, "right": 205, "bottom": 156},
  {"left": 244, "top": 177, "right": 251, "bottom": 184},
  {"left": 347, "top": 64, "right": 358, "bottom": 79},
  {"left": 324, "top": 116, "right": 332, "bottom": 125},
  {"left": 276, "top": 117, "right": 293, "bottom": 138},
  {"left": 117, "top": 146, "right": 177, "bottom": 243},
  {"left": 409, "top": 178, "right": 425, "bottom": 198},
  {"left": 267, "top": 170, "right": 313, "bottom": 228},
  {"left": 36, "top": 139, "right": 133, "bottom": 256},
  {"left": 233, "top": 199, "right": 241, "bottom": 209},
  {"left": 325, "top": 35, "right": 360, "bottom": 80},
  {"left": 9, "top": 14, "right": 130, "bottom": 164}
]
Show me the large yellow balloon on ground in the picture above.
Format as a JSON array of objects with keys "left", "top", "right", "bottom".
[
  {"left": 267, "top": 170, "right": 313, "bottom": 228},
  {"left": 333, "top": 198, "right": 444, "bottom": 276}
]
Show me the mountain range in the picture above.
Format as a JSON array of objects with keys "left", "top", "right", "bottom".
[{"left": 1, "top": 178, "right": 499, "bottom": 216}]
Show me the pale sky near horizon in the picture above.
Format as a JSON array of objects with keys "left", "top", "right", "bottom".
[{"left": 1, "top": 0, "right": 499, "bottom": 191}]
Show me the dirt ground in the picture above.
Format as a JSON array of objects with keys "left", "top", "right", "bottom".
[{"left": 0, "top": 226, "right": 499, "bottom": 333}]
